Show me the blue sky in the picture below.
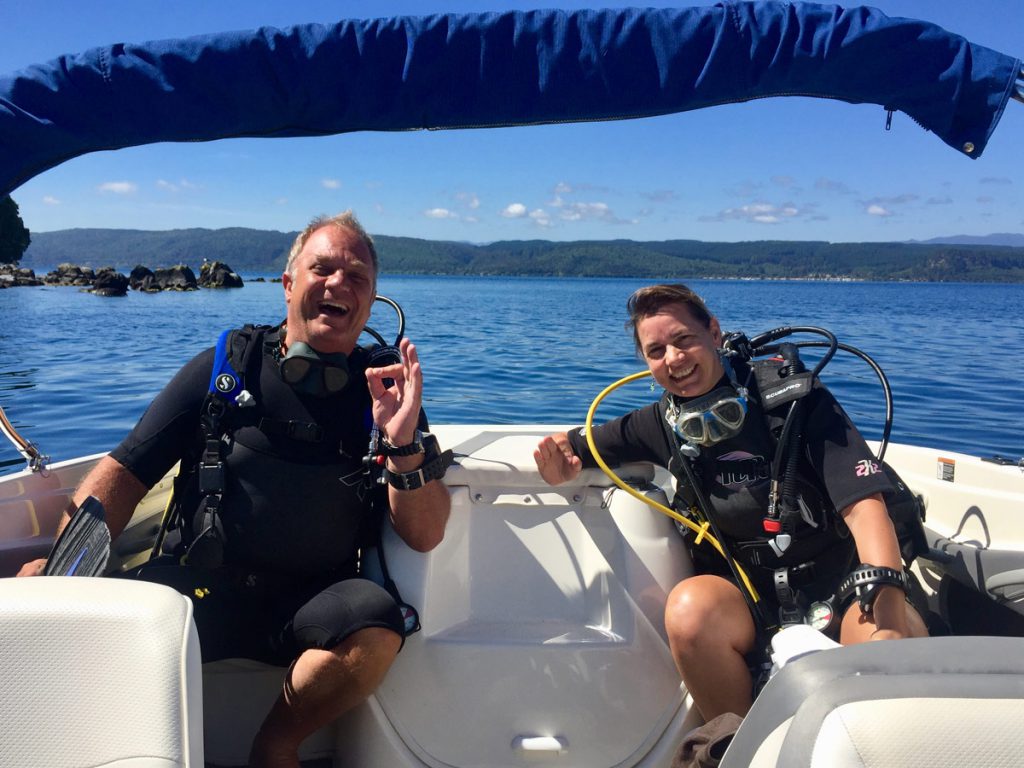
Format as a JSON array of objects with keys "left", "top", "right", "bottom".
[{"left": 3, "top": 0, "right": 1023, "bottom": 243}]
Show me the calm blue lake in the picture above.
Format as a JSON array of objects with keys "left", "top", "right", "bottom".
[{"left": 0, "top": 276, "right": 1021, "bottom": 471}]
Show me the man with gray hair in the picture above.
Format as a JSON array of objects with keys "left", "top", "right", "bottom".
[{"left": 19, "top": 210, "right": 451, "bottom": 768}]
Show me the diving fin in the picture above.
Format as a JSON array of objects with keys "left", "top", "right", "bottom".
[{"left": 43, "top": 495, "right": 111, "bottom": 577}]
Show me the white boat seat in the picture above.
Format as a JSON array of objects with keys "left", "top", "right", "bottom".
[
  {"left": 722, "top": 636, "right": 1024, "bottom": 767},
  {"left": 0, "top": 576, "right": 203, "bottom": 768}
]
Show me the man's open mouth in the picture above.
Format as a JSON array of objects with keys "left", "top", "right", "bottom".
[{"left": 319, "top": 301, "right": 349, "bottom": 317}]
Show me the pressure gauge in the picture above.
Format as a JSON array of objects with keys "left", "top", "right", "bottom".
[{"left": 806, "top": 601, "right": 835, "bottom": 633}]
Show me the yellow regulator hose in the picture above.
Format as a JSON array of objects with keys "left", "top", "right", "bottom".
[{"left": 584, "top": 370, "right": 760, "bottom": 603}]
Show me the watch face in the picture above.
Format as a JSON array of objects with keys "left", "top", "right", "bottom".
[{"left": 806, "top": 601, "right": 834, "bottom": 632}]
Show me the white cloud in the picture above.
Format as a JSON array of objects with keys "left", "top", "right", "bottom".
[
  {"left": 864, "top": 194, "right": 918, "bottom": 206},
  {"left": 456, "top": 191, "right": 480, "bottom": 209},
  {"left": 424, "top": 207, "right": 457, "bottom": 219},
  {"left": 42, "top": 195, "right": 60, "bottom": 205},
  {"left": 321, "top": 178, "right": 341, "bottom": 190},
  {"left": 866, "top": 204, "right": 891, "bottom": 217},
  {"left": 156, "top": 178, "right": 199, "bottom": 193},
  {"left": 507, "top": 198, "right": 634, "bottom": 226},
  {"left": 97, "top": 181, "right": 137, "bottom": 195},
  {"left": 559, "top": 201, "right": 610, "bottom": 221},
  {"left": 700, "top": 201, "right": 806, "bottom": 225},
  {"left": 529, "top": 209, "right": 552, "bottom": 228},
  {"left": 558, "top": 201, "right": 635, "bottom": 225},
  {"left": 553, "top": 181, "right": 572, "bottom": 194}
]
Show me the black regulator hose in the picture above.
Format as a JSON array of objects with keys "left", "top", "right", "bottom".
[
  {"left": 790, "top": 340, "right": 894, "bottom": 462},
  {"left": 364, "top": 294, "right": 408, "bottom": 373},
  {"left": 752, "top": 326, "right": 838, "bottom": 378}
]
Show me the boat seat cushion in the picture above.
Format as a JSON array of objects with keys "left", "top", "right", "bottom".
[
  {"left": 723, "top": 636, "right": 1024, "bottom": 768},
  {"left": 0, "top": 576, "right": 203, "bottom": 768}
]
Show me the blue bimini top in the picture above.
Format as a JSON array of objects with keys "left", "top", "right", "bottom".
[{"left": 0, "top": 2, "right": 1019, "bottom": 194}]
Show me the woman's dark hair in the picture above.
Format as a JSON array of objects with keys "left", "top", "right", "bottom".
[{"left": 625, "top": 284, "right": 713, "bottom": 353}]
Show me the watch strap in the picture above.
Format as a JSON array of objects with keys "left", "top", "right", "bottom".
[
  {"left": 380, "top": 429, "right": 424, "bottom": 457},
  {"left": 836, "top": 564, "right": 908, "bottom": 615},
  {"left": 384, "top": 446, "right": 453, "bottom": 491}
]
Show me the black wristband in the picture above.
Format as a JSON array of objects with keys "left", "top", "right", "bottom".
[
  {"left": 380, "top": 429, "right": 425, "bottom": 457},
  {"left": 385, "top": 444, "right": 452, "bottom": 490},
  {"left": 836, "top": 564, "right": 908, "bottom": 615}
]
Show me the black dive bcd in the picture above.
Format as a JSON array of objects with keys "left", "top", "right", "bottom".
[
  {"left": 721, "top": 326, "right": 928, "bottom": 567},
  {"left": 150, "top": 296, "right": 422, "bottom": 635},
  {"left": 665, "top": 325, "right": 928, "bottom": 638}
]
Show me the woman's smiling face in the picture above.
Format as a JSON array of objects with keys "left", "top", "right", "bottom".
[{"left": 637, "top": 302, "right": 724, "bottom": 398}]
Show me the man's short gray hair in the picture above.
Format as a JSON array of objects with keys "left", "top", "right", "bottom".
[{"left": 285, "top": 210, "right": 378, "bottom": 277}]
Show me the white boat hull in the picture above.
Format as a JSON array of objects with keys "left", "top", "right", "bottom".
[{"left": 2, "top": 427, "right": 1023, "bottom": 767}]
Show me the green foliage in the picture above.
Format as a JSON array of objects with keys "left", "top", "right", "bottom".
[
  {"left": 18, "top": 227, "right": 1024, "bottom": 282},
  {"left": 0, "top": 196, "right": 31, "bottom": 264}
]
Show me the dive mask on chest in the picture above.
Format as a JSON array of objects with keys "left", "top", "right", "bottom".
[
  {"left": 666, "top": 384, "right": 748, "bottom": 446},
  {"left": 280, "top": 341, "right": 350, "bottom": 396}
]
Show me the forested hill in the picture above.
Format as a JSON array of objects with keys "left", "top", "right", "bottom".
[{"left": 21, "top": 227, "right": 1024, "bottom": 282}]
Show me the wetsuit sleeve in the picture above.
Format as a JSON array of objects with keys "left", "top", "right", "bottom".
[
  {"left": 109, "top": 347, "right": 215, "bottom": 489},
  {"left": 565, "top": 402, "right": 671, "bottom": 469},
  {"left": 803, "top": 384, "right": 893, "bottom": 513}
]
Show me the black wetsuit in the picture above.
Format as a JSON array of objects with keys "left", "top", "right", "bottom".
[
  {"left": 566, "top": 366, "right": 892, "bottom": 624},
  {"left": 111, "top": 329, "right": 412, "bottom": 664}
]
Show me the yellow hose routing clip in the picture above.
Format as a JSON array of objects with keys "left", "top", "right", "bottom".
[{"left": 584, "top": 370, "right": 760, "bottom": 604}]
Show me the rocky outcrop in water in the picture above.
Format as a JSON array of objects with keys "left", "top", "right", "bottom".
[
  {"left": 198, "top": 260, "right": 244, "bottom": 288},
  {"left": 4, "top": 261, "right": 247, "bottom": 292},
  {"left": 40, "top": 264, "right": 130, "bottom": 296},
  {"left": 43, "top": 263, "right": 97, "bottom": 286},
  {"left": 90, "top": 268, "right": 129, "bottom": 297},
  {"left": 130, "top": 264, "right": 198, "bottom": 292},
  {"left": 155, "top": 264, "right": 198, "bottom": 291},
  {"left": 128, "top": 265, "right": 155, "bottom": 290},
  {"left": 0, "top": 264, "right": 43, "bottom": 287}
]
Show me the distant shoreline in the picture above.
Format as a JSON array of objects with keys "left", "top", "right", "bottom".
[{"left": 18, "top": 227, "right": 1024, "bottom": 283}]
